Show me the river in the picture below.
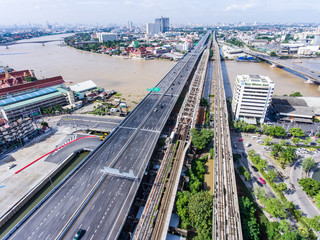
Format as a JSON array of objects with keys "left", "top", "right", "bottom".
[
  {"left": 0, "top": 34, "right": 176, "bottom": 106},
  {"left": 0, "top": 34, "right": 319, "bottom": 105},
  {"left": 223, "top": 60, "right": 320, "bottom": 99}
]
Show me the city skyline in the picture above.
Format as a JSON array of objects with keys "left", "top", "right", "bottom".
[{"left": 0, "top": 0, "right": 319, "bottom": 26}]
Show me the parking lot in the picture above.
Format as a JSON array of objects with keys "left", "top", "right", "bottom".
[{"left": 231, "top": 131, "right": 320, "bottom": 221}]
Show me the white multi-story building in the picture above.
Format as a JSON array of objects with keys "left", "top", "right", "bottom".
[
  {"left": 96, "top": 33, "right": 118, "bottom": 43},
  {"left": 0, "top": 118, "right": 35, "bottom": 144},
  {"left": 232, "top": 75, "right": 274, "bottom": 124}
]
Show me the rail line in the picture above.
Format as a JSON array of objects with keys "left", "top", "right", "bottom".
[
  {"left": 138, "top": 47, "right": 210, "bottom": 240},
  {"left": 4, "top": 33, "right": 210, "bottom": 240},
  {"left": 212, "top": 33, "right": 243, "bottom": 240}
]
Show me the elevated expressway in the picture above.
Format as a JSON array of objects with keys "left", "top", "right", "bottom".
[
  {"left": 4, "top": 32, "right": 210, "bottom": 240},
  {"left": 244, "top": 50, "right": 320, "bottom": 83},
  {"left": 133, "top": 46, "right": 210, "bottom": 240},
  {"left": 213, "top": 34, "right": 243, "bottom": 239}
]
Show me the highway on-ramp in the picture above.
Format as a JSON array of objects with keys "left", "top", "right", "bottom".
[{"left": 5, "top": 33, "right": 210, "bottom": 240}]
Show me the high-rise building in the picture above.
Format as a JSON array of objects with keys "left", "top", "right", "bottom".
[
  {"left": 146, "top": 17, "right": 169, "bottom": 37},
  {"left": 155, "top": 17, "right": 169, "bottom": 33},
  {"left": 232, "top": 75, "right": 274, "bottom": 124},
  {"left": 96, "top": 33, "right": 118, "bottom": 42},
  {"left": 146, "top": 23, "right": 155, "bottom": 37},
  {"left": 127, "top": 21, "right": 133, "bottom": 29}
]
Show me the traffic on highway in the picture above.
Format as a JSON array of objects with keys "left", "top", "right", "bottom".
[{"left": 4, "top": 32, "right": 210, "bottom": 240}]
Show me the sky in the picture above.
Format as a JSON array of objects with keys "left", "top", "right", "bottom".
[{"left": 0, "top": 0, "right": 319, "bottom": 26}]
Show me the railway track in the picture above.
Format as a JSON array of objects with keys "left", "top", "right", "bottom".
[
  {"left": 150, "top": 47, "right": 210, "bottom": 240},
  {"left": 130, "top": 32, "right": 210, "bottom": 240},
  {"left": 212, "top": 33, "right": 243, "bottom": 240}
]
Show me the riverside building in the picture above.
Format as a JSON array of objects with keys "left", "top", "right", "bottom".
[{"left": 232, "top": 74, "right": 274, "bottom": 124}]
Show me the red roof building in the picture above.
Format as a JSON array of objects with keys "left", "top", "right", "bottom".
[
  {"left": 0, "top": 76, "right": 65, "bottom": 97},
  {"left": 131, "top": 47, "right": 147, "bottom": 58},
  {"left": 0, "top": 69, "right": 35, "bottom": 89}
]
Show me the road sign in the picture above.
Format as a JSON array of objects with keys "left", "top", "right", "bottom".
[{"left": 147, "top": 87, "right": 161, "bottom": 92}]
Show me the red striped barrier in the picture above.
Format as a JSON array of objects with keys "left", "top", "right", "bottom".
[{"left": 15, "top": 136, "right": 96, "bottom": 174}]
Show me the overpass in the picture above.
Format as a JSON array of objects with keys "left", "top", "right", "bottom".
[
  {"left": 244, "top": 50, "right": 320, "bottom": 84},
  {"left": 4, "top": 32, "right": 210, "bottom": 240}
]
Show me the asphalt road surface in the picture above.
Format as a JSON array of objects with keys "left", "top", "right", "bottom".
[
  {"left": 58, "top": 115, "right": 122, "bottom": 132},
  {"left": 6, "top": 33, "right": 210, "bottom": 240}
]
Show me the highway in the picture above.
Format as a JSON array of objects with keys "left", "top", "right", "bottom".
[
  {"left": 5, "top": 32, "right": 210, "bottom": 240},
  {"left": 58, "top": 115, "right": 122, "bottom": 132},
  {"left": 212, "top": 33, "right": 243, "bottom": 239},
  {"left": 244, "top": 50, "right": 320, "bottom": 83}
]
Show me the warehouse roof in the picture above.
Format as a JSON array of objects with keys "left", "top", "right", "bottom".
[
  {"left": 0, "top": 87, "right": 57, "bottom": 107},
  {"left": 70, "top": 80, "right": 97, "bottom": 92},
  {"left": 272, "top": 96, "right": 314, "bottom": 119},
  {"left": 300, "top": 97, "right": 320, "bottom": 115},
  {"left": 1, "top": 90, "right": 65, "bottom": 111}
]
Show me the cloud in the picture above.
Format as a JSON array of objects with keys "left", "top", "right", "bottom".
[
  {"left": 124, "top": 0, "right": 133, "bottom": 6},
  {"left": 77, "top": 1, "right": 110, "bottom": 5},
  {"left": 225, "top": 2, "right": 257, "bottom": 11}
]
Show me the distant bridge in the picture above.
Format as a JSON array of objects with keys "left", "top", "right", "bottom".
[
  {"left": 1, "top": 39, "right": 63, "bottom": 47},
  {"left": 244, "top": 50, "right": 320, "bottom": 84}
]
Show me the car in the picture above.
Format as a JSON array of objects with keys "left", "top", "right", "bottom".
[
  {"left": 74, "top": 229, "right": 84, "bottom": 240},
  {"left": 238, "top": 138, "right": 244, "bottom": 142},
  {"left": 251, "top": 165, "right": 258, "bottom": 172},
  {"left": 259, "top": 177, "right": 266, "bottom": 185},
  {"left": 257, "top": 181, "right": 263, "bottom": 187},
  {"left": 8, "top": 164, "right": 17, "bottom": 169}
]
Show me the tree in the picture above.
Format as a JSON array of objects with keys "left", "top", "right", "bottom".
[
  {"left": 264, "top": 198, "right": 288, "bottom": 218},
  {"left": 233, "top": 120, "right": 258, "bottom": 132},
  {"left": 263, "top": 125, "right": 286, "bottom": 137},
  {"left": 191, "top": 128, "right": 214, "bottom": 150},
  {"left": 244, "top": 171, "right": 251, "bottom": 181},
  {"left": 292, "top": 137, "right": 301, "bottom": 146},
  {"left": 239, "top": 197, "right": 260, "bottom": 240},
  {"left": 305, "top": 137, "right": 312, "bottom": 146},
  {"left": 315, "top": 192, "right": 320, "bottom": 209},
  {"left": 256, "top": 158, "right": 268, "bottom": 170},
  {"left": 176, "top": 191, "right": 191, "bottom": 229},
  {"left": 265, "top": 222, "right": 281, "bottom": 240},
  {"left": 280, "top": 146, "right": 296, "bottom": 165},
  {"left": 41, "top": 121, "right": 49, "bottom": 127},
  {"left": 290, "top": 127, "right": 305, "bottom": 137},
  {"left": 271, "top": 143, "right": 284, "bottom": 158},
  {"left": 266, "top": 168, "right": 277, "bottom": 182},
  {"left": 264, "top": 136, "right": 273, "bottom": 146},
  {"left": 289, "top": 92, "right": 303, "bottom": 97},
  {"left": 298, "top": 178, "right": 320, "bottom": 197},
  {"left": 200, "top": 98, "right": 209, "bottom": 107},
  {"left": 302, "top": 157, "right": 316, "bottom": 172},
  {"left": 303, "top": 216, "right": 320, "bottom": 231},
  {"left": 188, "top": 191, "right": 213, "bottom": 239},
  {"left": 270, "top": 51, "right": 277, "bottom": 57},
  {"left": 274, "top": 126, "right": 287, "bottom": 137},
  {"left": 277, "top": 182, "right": 287, "bottom": 191}
]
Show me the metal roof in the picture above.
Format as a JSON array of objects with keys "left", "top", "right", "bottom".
[
  {"left": 70, "top": 80, "right": 97, "bottom": 92},
  {"left": 0, "top": 87, "right": 57, "bottom": 107},
  {"left": 1, "top": 91, "right": 64, "bottom": 111}
]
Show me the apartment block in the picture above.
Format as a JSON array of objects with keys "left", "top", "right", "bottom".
[
  {"left": 232, "top": 75, "right": 274, "bottom": 124},
  {"left": 0, "top": 118, "right": 35, "bottom": 144}
]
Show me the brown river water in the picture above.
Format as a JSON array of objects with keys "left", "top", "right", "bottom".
[{"left": 1, "top": 34, "right": 319, "bottom": 105}]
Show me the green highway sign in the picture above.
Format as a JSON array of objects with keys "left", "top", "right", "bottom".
[{"left": 147, "top": 87, "right": 161, "bottom": 92}]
